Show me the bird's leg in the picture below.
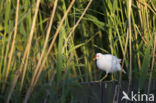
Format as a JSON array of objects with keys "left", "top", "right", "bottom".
[
  {"left": 111, "top": 74, "right": 114, "bottom": 81},
  {"left": 93, "top": 73, "right": 108, "bottom": 83},
  {"left": 100, "top": 73, "right": 108, "bottom": 81}
]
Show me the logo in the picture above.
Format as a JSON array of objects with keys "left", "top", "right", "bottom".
[{"left": 121, "top": 91, "right": 155, "bottom": 102}]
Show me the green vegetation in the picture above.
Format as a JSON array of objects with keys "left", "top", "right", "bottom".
[{"left": 0, "top": 0, "right": 155, "bottom": 103}]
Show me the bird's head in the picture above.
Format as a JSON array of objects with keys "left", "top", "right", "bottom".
[{"left": 93, "top": 53, "right": 103, "bottom": 60}]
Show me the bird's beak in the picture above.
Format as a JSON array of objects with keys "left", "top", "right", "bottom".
[{"left": 93, "top": 56, "right": 97, "bottom": 60}]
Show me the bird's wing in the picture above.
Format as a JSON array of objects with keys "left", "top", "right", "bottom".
[
  {"left": 122, "top": 69, "right": 126, "bottom": 74},
  {"left": 112, "top": 56, "right": 121, "bottom": 64},
  {"left": 114, "top": 56, "right": 121, "bottom": 63}
]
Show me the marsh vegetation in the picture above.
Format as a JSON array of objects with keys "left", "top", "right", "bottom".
[{"left": 0, "top": 0, "right": 155, "bottom": 103}]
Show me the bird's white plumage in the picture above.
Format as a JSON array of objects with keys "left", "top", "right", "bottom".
[{"left": 95, "top": 53, "right": 125, "bottom": 74}]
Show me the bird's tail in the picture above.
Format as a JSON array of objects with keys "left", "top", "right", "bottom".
[{"left": 122, "top": 69, "right": 126, "bottom": 74}]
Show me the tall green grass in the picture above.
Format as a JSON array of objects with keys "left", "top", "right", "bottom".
[{"left": 0, "top": 0, "right": 155, "bottom": 103}]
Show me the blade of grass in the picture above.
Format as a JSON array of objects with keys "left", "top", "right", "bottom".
[
  {"left": 147, "top": 32, "right": 155, "bottom": 95},
  {"left": 138, "top": 36, "right": 153, "bottom": 90},
  {"left": 0, "top": 0, "right": 11, "bottom": 87}
]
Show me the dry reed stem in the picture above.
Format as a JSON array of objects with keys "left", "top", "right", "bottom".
[
  {"left": 20, "top": 0, "right": 41, "bottom": 90},
  {"left": 121, "top": 30, "right": 129, "bottom": 72},
  {"left": 6, "top": 0, "right": 41, "bottom": 101},
  {"left": 144, "top": 0, "right": 150, "bottom": 39},
  {"left": 7, "top": 70, "right": 20, "bottom": 103},
  {"left": 18, "top": 0, "right": 41, "bottom": 77},
  {"left": 62, "top": 0, "right": 93, "bottom": 53},
  {"left": 127, "top": 0, "right": 132, "bottom": 103},
  {"left": 23, "top": 0, "right": 76, "bottom": 103},
  {"left": 115, "top": 0, "right": 133, "bottom": 102},
  {"left": 20, "top": 0, "right": 58, "bottom": 91},
  {"left": 6, "top": 0, "right": 19, "bottom": 102},
  {"left": 20, "top": 57, "right": 28, "bottom": 91},
  {"left": 136, "top": 0, "right": 156, "bottom": 15},
  {"left": 28, "top": 0, "right": 58, "bottom": 89},
  {"left": 2, "top": 32, "right": 12, "bottom": 83},
  {"left": 147, "top": 32, "right": 156, "bottom": 97},
  {"left": 134, "top": 24, "right": 148, "bottom": 45},
  {"left": 145, "top": 1, "right": 156, "bottom": 15},
  {"left": 149, "top": 0, "right": 156, "bottom": 11},
  {"left": 33, "top": 0, "right": 76, "bottom": 86},
  {"left": 2, "top": 0, "right": 19, "bottom": 91},
  {"left": 133, "top": 24, "right": 141, "bottom": 69},
  {"left": 136, "top": 0, "right": 143, "bottom": 29},
  {"left": 115, "top": 29, "right": 129, "bottom": 102},
  {"left": 7, "top": 42, "right": 29, "bottom": 94},
  {"left": 135, "top": 24, "right": 153, "bottom": 47}
]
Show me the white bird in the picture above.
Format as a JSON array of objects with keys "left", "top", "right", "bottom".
[{"left": 93, "top": 53, "right": 126, "bottom": 81}]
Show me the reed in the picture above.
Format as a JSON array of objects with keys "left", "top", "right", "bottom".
[{"left": 0, "top": 0, "right": 155, "bottom": 103}]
